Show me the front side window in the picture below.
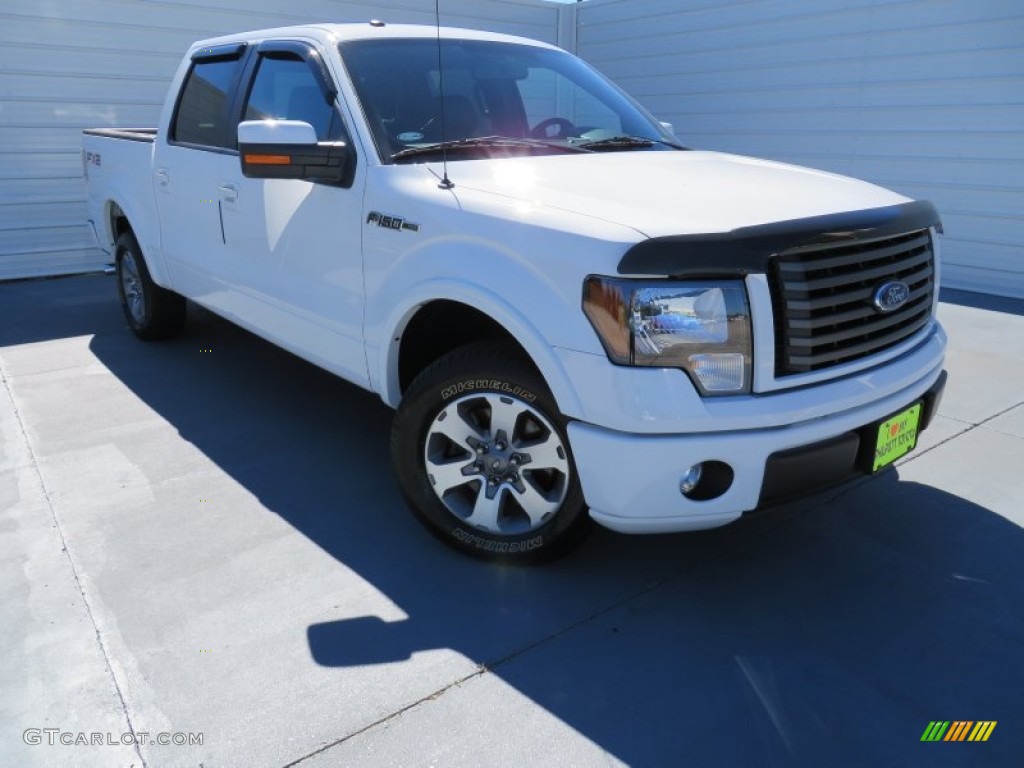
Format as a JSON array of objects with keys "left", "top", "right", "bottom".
[
  {"left": 339, "top": 38, "right": 678, "bottom": 162},
  {"left": 243, "top": 55, "right": 339, "bottom": 141},
  {"left": 172, "top": 57, "right": 243, "bottom": 148}
]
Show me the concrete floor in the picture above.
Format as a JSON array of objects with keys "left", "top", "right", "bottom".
[{"left": 1, "top": 274, "right": 1022, "bottom": 767}]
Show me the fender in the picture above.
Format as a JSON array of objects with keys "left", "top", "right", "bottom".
[
  {"left": 102, "top": 182, "right": 171, "bottom": 288},
  {"left": 362, "top": 220, "right": 622, "bottom": 415},
  {"left": 373, "top": 279, "right": 585, "bottom": 420},
  {"left": 361, "top": 202, "right": 635, "bottom": 418}
]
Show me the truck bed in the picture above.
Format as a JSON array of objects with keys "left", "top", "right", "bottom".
[{"left": 82, "top": 128, "right": 160, "bottom": 263}]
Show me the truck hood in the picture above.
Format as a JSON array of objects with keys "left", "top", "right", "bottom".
[{"left": 440, "top": 150, "right": 909, "bottom": 238}]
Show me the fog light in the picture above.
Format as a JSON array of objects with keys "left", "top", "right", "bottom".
[
  {"left": 680, "top": 464, "right": 704, "bottom": 496},
  {"left": 688, "top": 353, "right": 747, "bottom": 393}
]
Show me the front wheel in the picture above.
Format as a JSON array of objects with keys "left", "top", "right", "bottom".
[{"left": 391, "top": 343, "right": 591, "bottom": 562}]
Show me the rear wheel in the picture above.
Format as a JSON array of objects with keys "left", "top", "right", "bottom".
[
  {"left": 391, "top": 343, "right": 591, "bottom": 562},
  {"left": 115, "top": 231, "right": 185, "bottom": 340}
]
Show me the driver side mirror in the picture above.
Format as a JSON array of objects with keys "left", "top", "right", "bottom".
[{"left": 238, "top": 120, "right": 352, "bottom": 186}]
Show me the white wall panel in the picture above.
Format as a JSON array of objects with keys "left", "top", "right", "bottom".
[
  {"left": 5, "top": 0, "right": 1020, "bottom": 299},
  {"left": 578, "top": 0, "right": 1024, "bottom": 298},
  {"left": 0, "top": 0, "right": 558, "bottom": 280}
]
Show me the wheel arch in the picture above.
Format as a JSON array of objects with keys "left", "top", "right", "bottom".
[
  {"left": 396, "top": 300, "right": 539, "bottom": 391},
  {"left": 380, "top": 288, "right": 583, "bottom": 419},
  {"left": 104, "top": 198, "right": 172, "bottom": 287},
  {"left": 107, "top": 200, "right": 133, "bottom": 244}
]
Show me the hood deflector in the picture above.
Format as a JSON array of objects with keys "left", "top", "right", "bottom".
[{"left": 617, "top": 200, "right": 942, "bottom": 277}]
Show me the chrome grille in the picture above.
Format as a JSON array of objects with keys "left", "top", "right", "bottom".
[{"left": 770, "top": 229, "right": 934, "bottom": 375}]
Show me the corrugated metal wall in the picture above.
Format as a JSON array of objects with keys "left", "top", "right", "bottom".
[
  {"left": 0, "top": 0, "right": 560, "bottom": 280},
  {"left": 576, "top": 0, "right": 1024, "bottom": 299}
]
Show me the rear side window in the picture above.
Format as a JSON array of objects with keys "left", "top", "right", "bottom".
[
  {"left": 172, "top": 57, "right": 244, "bottom": 148},
  {"left": 243, "top": 55, "right": 340, "bottom": 141}
]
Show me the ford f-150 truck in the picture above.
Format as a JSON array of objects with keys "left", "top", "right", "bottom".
[{"left": 83, "top": 22, "right": 947, "bottom": 561}]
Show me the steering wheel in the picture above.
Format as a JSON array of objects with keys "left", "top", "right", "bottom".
[{"left": 529, "top": 117, "right": 577, "bottom": 140}]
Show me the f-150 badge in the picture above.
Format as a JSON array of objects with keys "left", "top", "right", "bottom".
[{"left": 367, "top": 211, "right": 419, "bottom": 232}]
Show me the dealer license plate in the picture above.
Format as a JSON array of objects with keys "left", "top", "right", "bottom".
[{"left": 872, "top": 402, "right": 922, "bottom": 472}]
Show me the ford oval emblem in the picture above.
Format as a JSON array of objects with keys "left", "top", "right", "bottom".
[{"left": 873, "top": 280, "right": 911, "bottom": 313}]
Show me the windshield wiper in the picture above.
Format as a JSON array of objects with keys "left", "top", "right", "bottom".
[
  {"left": 574, "top": 135, "right": 688, "bottom": 151},
  {"left": 391, "top": 136, "right": 590, "bottom": 161}
]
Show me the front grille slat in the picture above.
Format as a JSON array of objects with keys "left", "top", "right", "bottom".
[
  {"left": 788, "top": 299, "right": 931, "bottom": 347},
  {"left": 786, "top": 248, "right": 932, "bottom": 293},
  {"left": 786, "top": 286, "right": 931, "bottom": 330},
  {"left": 784, "top": 284, "right": 879, "bottom": 313},
  {"left": 775, "top": 232, "right": 931, "bottom": 274},
  {"left": 787, "top": 312, "right": 932, "bottom": 368},
  {"left": 784, "top": 262, "right": 933, "bottom": 310},
  {"left": 770, "top": 228, "right": 936, "bottom": 376}
]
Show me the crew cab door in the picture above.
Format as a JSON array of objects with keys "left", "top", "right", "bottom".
[
  {"left": 220, "top": 41, "right": 368, "bottom": 387},
  {"left": 154, "top": 43, "right": 247, "bottom": 304}
]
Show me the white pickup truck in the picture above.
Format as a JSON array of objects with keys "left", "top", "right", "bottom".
[{"left": 83, "top": 22, "right": 947, "bottom": 561}]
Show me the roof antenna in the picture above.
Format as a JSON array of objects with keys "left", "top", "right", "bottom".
[{"left": 435, "top": 0, "right": 454, "bottom": 189}]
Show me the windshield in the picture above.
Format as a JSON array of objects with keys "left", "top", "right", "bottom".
[{"left": 338, "top": 38, "right": 678, "bottom": 162}]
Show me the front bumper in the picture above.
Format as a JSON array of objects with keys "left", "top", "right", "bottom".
[{"left": 568, "top": 361, "right": 947, "bottom": 535}]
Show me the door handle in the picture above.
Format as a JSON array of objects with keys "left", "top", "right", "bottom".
[
  {"left": 219, "top": 184, "right": 238, "bottom": 203},
  {"left": 155, "top": 168, "right": 169, "bottom": 187}
]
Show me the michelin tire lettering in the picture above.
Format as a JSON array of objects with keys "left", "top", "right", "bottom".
[
  {"left": 452, "top": 529, "right": 544, "bottom": 553},
  {"left": 441, "top": 379, "right": 537, "bottom": 402}
]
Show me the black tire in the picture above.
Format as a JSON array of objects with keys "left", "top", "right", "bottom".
[
  {"left": 115, "top": 231, "right": 186, "bottom": 340},
  {"left": 391, "top": 342, "right": 592, "bottom": 563}
]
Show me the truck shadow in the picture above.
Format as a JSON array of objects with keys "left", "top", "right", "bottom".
[
  {"left": 7, "top": 275, "right": 1019, "bottom": 766},
  {"left": 940, "top": 286, "right": 1024, "bottom": 317}
]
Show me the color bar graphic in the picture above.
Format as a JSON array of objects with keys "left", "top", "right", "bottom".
[
  {"left": 921, "top": 721, "right": 996, "bottom": 742},
  {"left": 968, "top": 721, "right": 997, "bottom": 742},
  {"left": 944, "top": 721, "right": 972, "bottom": 741}
]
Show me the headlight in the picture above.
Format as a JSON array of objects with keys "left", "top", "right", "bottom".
[{"left": 582, "top": 276, "right": 752, "bottom": 395}]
